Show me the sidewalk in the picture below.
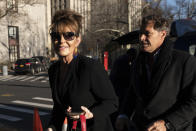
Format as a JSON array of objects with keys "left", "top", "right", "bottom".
[{"left": 0, "top": 70, "right": 15, "bottom": 76}]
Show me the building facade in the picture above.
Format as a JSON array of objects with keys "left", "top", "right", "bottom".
[
  {"left": 89, "top": 0, "right": 142, "bottom": 58},
  {"left": 0, "top": 0, "right": 51, "bottom": 64},
  {"left": 0, "top": 0, "right": 141, "bottom": 65},
  {"left": 128, "top": 0, "right": 142, "bottom": 31}
]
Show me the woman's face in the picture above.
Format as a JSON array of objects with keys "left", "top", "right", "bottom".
[{"left": 51, "top": 26, "right": 81, "bottom": 58}]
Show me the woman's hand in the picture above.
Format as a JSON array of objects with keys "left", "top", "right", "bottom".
[
  {"left": 81, "top": 106, "right": 93, "bottom": 119},
  {"left": 66, "top": 106, "right": 81, "bottom": 120},
  {"left": 66, "top": 106, "right": 93, "bottom": 120}
]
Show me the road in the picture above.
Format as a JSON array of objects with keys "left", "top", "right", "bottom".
[{"left": 0, "top": 72, "right": 53, "bottom": 131}]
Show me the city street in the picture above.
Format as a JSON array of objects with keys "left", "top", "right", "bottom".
[{"left": 0, "top": 72, "right": 52, "bottom": 130}]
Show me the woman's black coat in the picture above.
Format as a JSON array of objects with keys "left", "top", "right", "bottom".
[
  {"left": 122, "top": 38, "right": 196, "bottom": 131},
  {"left": 48, "top": 55, "right": 118, "bottom": 131}
]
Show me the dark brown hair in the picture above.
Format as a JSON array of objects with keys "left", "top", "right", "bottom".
[
  {"left": 141, "top": 15, "right": 169, "bottom": 33},
  {"left": 50, "top": 9, "right": 82, "bottom": 36}
]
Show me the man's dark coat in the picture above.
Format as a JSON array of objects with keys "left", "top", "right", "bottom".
[
  {"left": 123, "top": 38, "right": 196, "bottom": 131},
  {"left": 48, "top": 55, "right": 118, "bottom": 131}
]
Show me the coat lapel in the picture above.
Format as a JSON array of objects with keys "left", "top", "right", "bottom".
[
  {"left": 51, "top": 58, "right": 77, "bottom": 108},
  {"left": 132, "top": 54, "right": 145, "bottom": 103},
  {"left": 146, "top": 38, "right": 173, "bottom": 107},
  {"left": 51, "top": 61, "right": 62, "bottom": 106},
  {"left": 132, "top": 38, "right": 173, "bottom": 107}
]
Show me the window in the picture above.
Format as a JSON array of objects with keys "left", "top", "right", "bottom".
[
  {"left": 8, "top": 26, "right": 19, "bottom": 62},
  {"left": 6, "top": 0, "right": 18, "bottom": 12}
]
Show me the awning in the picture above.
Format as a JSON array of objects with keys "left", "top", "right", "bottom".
[{"left": 113, "top": 30, "right": 139, "bottom": 45}]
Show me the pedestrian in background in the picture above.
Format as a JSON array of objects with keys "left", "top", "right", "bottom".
[
  {"left": 110, "top": 48, "right": 137, "bottom": 130},
  {"left": 110, "top": 48, "right": 137, "bottom": 108},
  {"left": 115, "top": 15, "right": 196, "bottom": 131},
  {"left": 47, "top": 9, "right": 118, "bottom": 131}
]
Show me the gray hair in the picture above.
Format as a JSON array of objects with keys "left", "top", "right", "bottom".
[{"left": 141, "top": 15, "right": 170, "bottom": 35}]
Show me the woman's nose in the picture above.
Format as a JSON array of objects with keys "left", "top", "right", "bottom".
[{"left": 60, "top": 34, "right": 66, "bottom": 43}]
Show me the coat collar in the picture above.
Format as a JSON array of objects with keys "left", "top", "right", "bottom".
[
  {"left": 52, "top": 56, "right": 79, "bottom": 107},
  {"left": 132, "top": 37, "right": 174, "bottom": 106}
]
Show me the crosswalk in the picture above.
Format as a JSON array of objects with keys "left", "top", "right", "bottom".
[
  {"left": 0, "top": 97, "right": 53, "bottom": 122},
  {"left": 0, "top": 75, "right": 49, "bottom": 83}
]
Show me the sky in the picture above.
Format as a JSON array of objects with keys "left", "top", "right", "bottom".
[{"left": 167, "top": 0, "right": 176, "bottom": 6}]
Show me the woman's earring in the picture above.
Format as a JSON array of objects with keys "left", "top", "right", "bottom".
[
  {"left": 74, "top": 48, "right": 78, "bottom": 58},
  {"left": 74, "top": 48, "right": 78, "bottom": 54}
]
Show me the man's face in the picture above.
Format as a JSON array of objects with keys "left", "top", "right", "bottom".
[{"left": 139, "top": 20, "right": 166, "bottom": 53}]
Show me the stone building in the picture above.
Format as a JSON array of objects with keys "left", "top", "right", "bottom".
[
  {"left": 0, "top": 0, "right": 51, "bottom": 64},
  {"left": 0, "top": 0, "right": 142, "bottom": 64}
]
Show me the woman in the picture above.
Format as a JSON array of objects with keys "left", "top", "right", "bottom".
[{"left": 47, "top": 9, "right": 118, "bottom": 131}]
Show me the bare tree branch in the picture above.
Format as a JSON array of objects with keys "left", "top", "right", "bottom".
[{"left": 0, "top": 0, "right": 39, "bottom": 19}]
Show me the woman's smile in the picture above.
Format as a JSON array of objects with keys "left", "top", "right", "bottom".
[{"left": 59, "top": 45, "right": 69, "bottom": 50}]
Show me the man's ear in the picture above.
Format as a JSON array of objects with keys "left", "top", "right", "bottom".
[
  {"left": 75, "top": 35, "right": 81, "bottom": 47},
  {"left": 161, "top": 30, "right": 167, "bottom": 38}
]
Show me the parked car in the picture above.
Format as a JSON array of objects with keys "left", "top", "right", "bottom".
[
  {"left": 170, "top": 19, "right": 196, "bottom": 56},
  {"left": 32, "top": 56, "right": 50, "bottom": 71},
  {"left": 14, "top": 58, "right": 42, "bottom": 75}
]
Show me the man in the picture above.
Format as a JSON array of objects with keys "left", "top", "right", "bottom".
[
  {"left": 110, "top": 48, "right": 137, "bottom": 107},
  {"left": 110, "top": 48, "right": 137, "bottom": 128},
  {"left": 116, "top": 15, "right": 196, "bottom": 131}
]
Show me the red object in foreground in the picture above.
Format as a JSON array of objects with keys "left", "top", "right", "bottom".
[
  {"left": 80, "top": 115, "right": 86, "bottom": 131},
  {"left": 33, "top": 108, "right": 43, "bottom": 131},
  {"left": 71, "top": 115, "right": 86, "bottom": 131},
  {"left": 72, "top": 120, "right": 78, "bottom": 130},
  {"left": 104, "top": 51, "right": 108, "bottom": 71}
]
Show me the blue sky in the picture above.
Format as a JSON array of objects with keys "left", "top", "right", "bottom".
[{"left": 167, "top": 0, "right": 175, "bottom": 6}]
